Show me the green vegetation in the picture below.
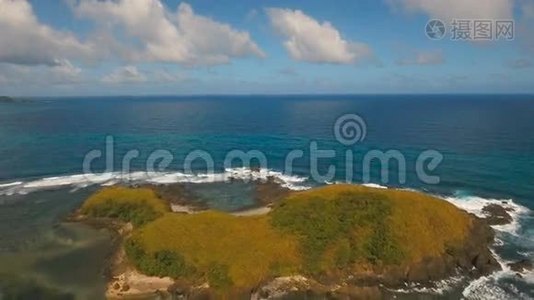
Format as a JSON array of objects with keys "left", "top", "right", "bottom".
[
  {"left": 81, "top": 184, "right": 473, "bottom": 292},
  {"left": 80, "top": 187, "right": 169, "bottom": 226},
  {"left": 125, "top": 238, "right": 196, "bottom": 278},
  {"left": 207, "top": 263, "right": 233, "bottom": 289},
  {"left": 270, "top": 190, "right": 403, "bottom": 271}
]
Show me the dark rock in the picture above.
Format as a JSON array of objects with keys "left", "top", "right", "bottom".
[
  {"left": 259, "top": 289, "right": 270, "bottom": 298},
  {"left": 399, "top": 217, "right": 500, "bottom": 286},
  {"left": 459, "top": 217, "right": 501, "bottom": 275},
  {"left": 120, "top": 283, "right": 130, "bottom": 292},
  {"left": 482, "top": 204, "right": 513, "bottom": 225},
  {"left": 380, "top": 266, "right": 405, "bottom": 286},
  {"left": 250, "top": 165, "right": 262, "bottom": 172},
  {"left": 456, "top": 255, "right": 472, "bottom": 269},
  {"left": 508, "top": 259, "right": 533, "bottom": 273},
  {"left": 148, "top": 183, "right": 208, "bottom": 211},
  {"left": 406, "top": 263, "right": 428, "bottom": 282},
  {"left": 254, "top": 178, "right": 291, "bottom": 206},
  {"left": 339, "top": 286, "right": 382, "bottom": 299},
  {"left": 473, "top": 250, "right": 500, "bottom": 274},
  {"left": 443, "top": 254, "right": 457, "bottom": 273}
]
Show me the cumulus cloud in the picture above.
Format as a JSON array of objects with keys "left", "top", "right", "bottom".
[
  {"left": 397, "top": 50, "right": 445, "bottom": 65},
  {"left": 0, "top": 0, "right": 95, "bottom": 66},
  {"left": 101, "top": 66, "right": 186, "bottom": 84},
  {"left": 102, "top": 66, "right": 147, "bottom": 84},
  {"left": 265, "top": 8, "right": 372, "bottom": 64},
  {"left": 0, "top": 59, "right": 83, "bottom": 85},
  {"left": 74, "top": 0, "right": 265, "bottom": 65},
  {"left": 388, "top": 0, "right": 515, "bottom": 21}
]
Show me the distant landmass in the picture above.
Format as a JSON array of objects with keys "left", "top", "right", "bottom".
[
  {"left": 69, "top": 182, "right": 505, "bottom": 299},
  {"left": 0, "top": 96, "right": 15, "bottom": 102},
  {"left": 0, "top": 96, "right": 32, "bottom": 103}
]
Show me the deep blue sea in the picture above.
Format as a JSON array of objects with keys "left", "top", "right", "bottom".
[{"left": 0, "top": 95, "right": 533, "bottom": 299}]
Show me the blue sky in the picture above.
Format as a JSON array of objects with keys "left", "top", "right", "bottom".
[{"left": 0, "top": 0, "right": 533, "bottom": 96}]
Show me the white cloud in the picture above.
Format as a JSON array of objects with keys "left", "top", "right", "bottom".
[
  {"left": 102, "top": 66, "right": 147, "bottom": 84},
  {"left": 0, "top": 0, "right": 95, "bottom": 66},
  {"left": 101, "top": 66, "right": 186, "bottom": 84},
  {"left": 388, "top": 0, "right": 515, "bottom": 21},
  {"left": 397, "top": 50, "right": 444, "bottom": 65},
  {"left": 265, "top": 8, "right": 372, "bottom": 64},
  {"left": 0, "top": 59, "right": 83, "bottom": 85},
  {"left": 74, "top": 0, "right": 265, "bottom": 65}
]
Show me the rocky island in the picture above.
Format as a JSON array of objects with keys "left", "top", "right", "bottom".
[
  {"left": 70, "top": 182, "right": 503, "bottom": 299},
  {"left": 0, "top": 96, "right": 15, "bottom": 103},
  {"left": 0, "top": 96, "right": 32, "bottom": 103}
]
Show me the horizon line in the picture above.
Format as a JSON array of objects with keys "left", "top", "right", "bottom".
[{"left": 6, "top": 92, "right": 534, "bottom": 99}]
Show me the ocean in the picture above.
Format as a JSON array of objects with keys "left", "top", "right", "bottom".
[{"left": 0, "top": 94, "right": 533, "bottom": 299}]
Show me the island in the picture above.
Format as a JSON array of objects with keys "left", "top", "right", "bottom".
[
  {"left": 0, "top": 96, "right": 32, "bottom": 103},
  {"left": 69, "top": 182, "right": 502, "bottom": 299},
  {"left": 0, "top": 96, "right": 15, "bottom": 103}
]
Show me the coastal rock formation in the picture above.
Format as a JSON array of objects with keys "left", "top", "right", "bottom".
[
  {"left": 481, "top": 203, "right": 513, "bottom": 225},
  {"left": 508, "top": 259, "right": 533, "bottom": 273}
]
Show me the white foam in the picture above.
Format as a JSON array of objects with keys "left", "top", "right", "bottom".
[
  {"left": 443, "top": 196, "right": 534, "bottom": 299},
  {"left": 461, "top": 260, "right": 533, "bottom": 300},
  {"left": 462, "top": 250, "right": 512, "bottom": 299},
  {"left": 222, "top": 168, "right": 311, "bottom": 191},
  {"left": 462, "top": 273, "right": 512, "bottom": 300},
  {"left": 390, "top": 275, "right": 465, "bottom": 295},
  {"left": 442, "top": 194, "right": 530, "bottom": 236},
  {"left": 0, "top": 168, "right": 311, "bottom": 196},
  {"left": 362, "top": 183, "right": 387, "bottom": 189},
  {"left": 0, "top": 181, "right": 22, "bottom": 188}
]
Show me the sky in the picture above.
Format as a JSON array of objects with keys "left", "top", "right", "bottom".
[{"left": 0, "top": 0, "right": 533, "bottom": 96}]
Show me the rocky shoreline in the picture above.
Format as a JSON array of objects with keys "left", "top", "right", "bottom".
[{"left": 67, "top": 181, "right": 529, "bottom": 299}]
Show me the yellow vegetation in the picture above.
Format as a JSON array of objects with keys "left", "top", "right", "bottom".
[
  {"left": 286, "top": 185, "right": 472, "bottom": 263},
  {"left": 81, "top": 186, "right": 170, "bottom": 226},
  {"left": 134, "top": 212, "right": 301, "bottom": 288}
]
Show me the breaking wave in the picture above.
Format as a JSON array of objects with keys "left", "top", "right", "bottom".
[{"left": 0, "top": 168, "right": 311, "bottom": 197}]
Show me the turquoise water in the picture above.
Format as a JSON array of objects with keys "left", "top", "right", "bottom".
[{"left": 0, "top": 95, "right": 533, "bottom": 298}]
